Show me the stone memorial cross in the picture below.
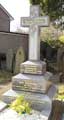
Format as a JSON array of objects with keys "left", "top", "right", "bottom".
[{"left": 21, "top": 5, "right": 49, "bottom": 60}]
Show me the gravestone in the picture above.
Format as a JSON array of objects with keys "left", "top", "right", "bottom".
[
  {"left": 6, "top": 49, "right": 14, "bottom": 72},
  {"left": 57, "top": 47, "right": 64, "bottom": 72},
  {"left": 1, "top": 5, "right": 57, "bottom": 120},
  {"left": 13, "top": 5, "right": 52, "bottom": 94},
  {"left": 14, "top": 47, "right": 25, "bottom": 74}
]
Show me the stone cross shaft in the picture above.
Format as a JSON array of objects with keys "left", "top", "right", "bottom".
[{"left": 21, "top": 5, "right": 49, "bottom": 60}]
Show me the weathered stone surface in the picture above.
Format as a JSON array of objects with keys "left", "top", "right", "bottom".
[
  {"left": 20, "top": 60, "right": 46, "bottom": 74},
  {"left": 12, "top": 72, "right": 52, "bottom": 94},
  {"left": 1, "top": 89, "right": 52, "bottom": 120},
  {"left": 2, "top": 89, "right": 52, "bottom": 107},
  {"left": 0, "top": 108, "right": 51, "bottom": 120},
  {"left": 1, "top": 85, "right": 57, "bottom": 120},
  {"left": 14, "top": 47, "right": 26, "bottom": 74},
  {"left": 21, "top": 5, "right": 49, "bottom": 60},
  {"left": 2, "top": 85, "right": 57, "bottom": 104},
  {"left": 0, "top": 101, "right": 7, "bottom": 112}
]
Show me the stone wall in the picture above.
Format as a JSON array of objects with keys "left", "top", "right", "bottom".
[
  {"left": 0, "top": 32, "right": 28, "bottom": 56},
  {"left": 0, "top": 8, "right": 10, "bottom": 32}
]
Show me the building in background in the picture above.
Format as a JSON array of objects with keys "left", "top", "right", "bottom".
[
  {"left": 0, "top": 4, "right": 28, "bottom": 69},
  {"left": 0, "top": 4, "right": 14, "bottom": 32}
]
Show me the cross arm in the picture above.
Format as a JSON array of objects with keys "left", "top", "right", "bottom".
[
  {"left": 20, "top": 16, "right": 50, "bottom": 27},
  {"left": 20, "top": 17, "right": 32, "bottom": 27}
]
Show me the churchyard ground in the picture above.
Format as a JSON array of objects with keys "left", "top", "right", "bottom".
[{"left": 0, "top": 70, "right": 12, "bottom": 97}]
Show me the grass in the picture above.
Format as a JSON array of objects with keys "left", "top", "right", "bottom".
[{"left": 0, "top": 70, "right": 13, "bottom": 84}]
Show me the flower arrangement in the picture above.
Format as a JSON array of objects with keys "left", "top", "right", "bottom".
[{"left": 10, "top": 95, "right": 32, "bottom": 115}]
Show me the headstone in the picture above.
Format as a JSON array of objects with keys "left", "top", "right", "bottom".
[
  {"left": 14, "top": 47, "right": 25, "bottom": 74},
  {"left": 13, "top": 5, "right": 52, "bottom": 94},
  {"left": 6, "top": 49, "right": 14, "bottom": 72},
  {"left": 57, "top": 47, "right": 64, "bottom": 72}
]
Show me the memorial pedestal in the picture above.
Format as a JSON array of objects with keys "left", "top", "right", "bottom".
[
  {"left": 20, "top": 60, "right": 46, "bottom": 74},
  {"left": 1, "top": 59, "right": 57, "bottom": 120},
  {"left": 12, "top": 72, "right": 52, "bottom": 93}
]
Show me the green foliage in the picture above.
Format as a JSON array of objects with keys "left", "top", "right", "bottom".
[
  {"left": 14, "top": 47, "right": 26, "bottom": 74},
  {"left": 0, "top": 70, "right": 12, "bottom": 84},
  {"left": 41, "top": 27, "right": 64, "bottom": 48},
  {"left": 45, "top": 38, "right": 62, "bottom": 48},
  {"left": 29, "top": 0, "right": 48, "bottom": 15},
  {"left": 57, "top": 95, "right": 64, "bottom": 101},
  {"left": 29, "top": 0, "right": 64, "bottom": 20},
  {"left": 10, "top": 95, "right": 32, "bottom": 115}
]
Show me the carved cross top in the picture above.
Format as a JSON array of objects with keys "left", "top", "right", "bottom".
[{"left": 21, "top": 5, "right": 49, "bottom": 60}]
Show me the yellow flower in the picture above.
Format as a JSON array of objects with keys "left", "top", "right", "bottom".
[
  {"left": 59, "top": 35, "right": 64, "bottom": 43},
  {"left": 10, "top": 95, "right": 31, "bottom": 114}
]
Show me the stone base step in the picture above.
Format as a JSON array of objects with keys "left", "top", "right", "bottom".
[
  {"left": 2, "top": 89, "right": 51, "bottom": 104},
  {"left": 12, "top": 72, "right": 52, "bottom": 94},
  {"left": 1, "top": 85, "right": 57, "bottom": 104},
  {"left": 0, "top": 101, "right": 7, "bottom": 112},
  {"left": 0, "top": 85, "right": 57, "bottom": 120},
  {"left": 1, "top": 89, "right": 52, "bottom": 113}
]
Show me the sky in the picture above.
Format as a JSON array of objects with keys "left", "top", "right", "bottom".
[{"left": 0, "top": 0, "right": 30, "bottom": 31}]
